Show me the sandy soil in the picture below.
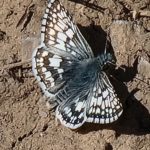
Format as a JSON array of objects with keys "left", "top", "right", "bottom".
[{"left": 0, "top": 0, "right": 150, "bottom": 150}]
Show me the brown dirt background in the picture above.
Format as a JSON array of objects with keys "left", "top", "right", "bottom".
[{"left": 0, "top": 0, "right": 150, "bottom": 150}]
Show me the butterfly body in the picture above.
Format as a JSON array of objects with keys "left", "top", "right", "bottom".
[{"left": 32, "top": 0, "right": 123, "bottom": 129}]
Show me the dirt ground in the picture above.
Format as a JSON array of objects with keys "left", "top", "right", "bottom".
[{"left": 0, "top": 0, "right": 150, "bottom": 150}]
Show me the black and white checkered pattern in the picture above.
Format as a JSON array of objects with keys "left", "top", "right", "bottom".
[{"left": 32, "top": 0, "right": 123, "bottom": 129}]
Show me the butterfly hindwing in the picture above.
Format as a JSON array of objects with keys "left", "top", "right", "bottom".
[
  {"left": 86, "top": 72, "right": 123, "bottom": 124},
  {"left": 56, "top": 93, "right": 89, "bottom": 129},
  {"left": 32, "top": 45, "right": 76, "bottom": 99}
]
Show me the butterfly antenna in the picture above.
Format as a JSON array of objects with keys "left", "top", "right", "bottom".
[
  {"left": 104, "top": 35, "right": 108, "bottom": 55},
  {"left": 104, "top": 28, "right": 110, "bottom": 55}
]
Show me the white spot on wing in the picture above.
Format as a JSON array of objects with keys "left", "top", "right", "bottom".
[
  {"left": 96, "top": 108, "right": 100, "bottom": 114},
  {"left": 42, "top": 67, "right": 47, "bottom": 72},
  {"left": 56, "top": 39, "right": 65, "bottom": 46},
  {"left": 45, "top": 72, "right": 51, "bottom": 79},
  {"left": 104, "top": 99, "right": 109, "bottom": 108},
  {"left": 78, "top": 113, "right": 83, "bottom": 119},
  {"left": 90, "top": 97, "right": 97, "bottom": 107},
  {"left": 66, "top": 29, "right": 74, "bottom": 38},
  {"left": 105, "top": 118, "right": 110, "bottom": 123},
  {"left": 37, "top": 58, "right": 43, "bottom": 63},
  {"left": 57, "top": 21, "right": 66, "bottom": 30},
  {"left": 71, "top": 51, "right": 76, "bottom": 56},
  {"left": 94, "top": 118, "right": 99, "bottom": 123},
  {"left": 42, "top": 51, "right": 48, "bottom": 57},
  {"left": 49, "top": 22, "right": 54, "bottom": 27},
  {"left": 57, "top": 32, "right": 67, "bottom": 40},
  {"left": 48, "top": 40, "right": 55, "bottom": 45},
  {"left": 43, "top": 13, "right": 48, "bottom": 19},
  {"left": 69, "top": 40, "right": 76, "bottom": 47},
  {"left": 41, "top": 26, "right": 45, "bottom": 32},
  {"left": 39, "top": 62, "right": 44, "bottom": 66},
  {"left": 103, "top": 90, "right": 108, "bottom": 98},
  {"left": 113, "top": 100, "right": 117, "bottom": 105},
  {"left": 72, "top": 116, "right": 77, "bottom": 122},
  {"left": 41, "top": 33, "right": 45, "bottom": 42},
  {"left": 52, "top": 13, "right": 57, "bottom": 18},
  {"left": 116, "top": 105, "right": 120, "bottom": 109},
  {"left": 57, "top": 3, "right": 60, "bottom": 10},
  {"left": 36, "top": 75, "right": 41, "bottom": 81},
  {"left": 98, "top": 88, "right": 101, "bottom": 94},
  {"left": 105, "top": 108, "right": 109, "bottom": 112},
  {"left": 57, "top": 69, "right": 64, "bottom": 73},
  {"left": 101, "top": 101, "right": 105, "bottom": 110},
  {"left": 75, "top": 101, "right": 83, "bottom": 112},
  {"left": 45, "top": 8, "right": 49, "bottom": 13},
  {"left": 97, "top": 96, "right": 102, "bottom": 106},
  {"left": 110, "top": 117, "right": 114, "bottom": 122},
  {"left": 67, "top": 112, "right": 72, "bottom": 117},
  {"left": 101, "top": 111, "right": 105, "bottom": 115},
  {"left": 49, "top": 77, "right": 54, "bottom": 82},
  {"left": 54, "top": 24, "right": 62, "bottom": 32},
  {"left": 55, "top": 44, "right": 66, "bottom": 51},
  {"left": 114, "top": 115, "right": 118, "bottom": 120},
  {"left": 42, "top": 19, "right": 47, "bottom": 25},
  {"left": 109, "top": 109, "right": 112, "bottom": 114},
  {"left": 100, "top": 118, "right": 105, "bottom": 124},
  {"left": 51, "top": 82, "right": 55, "bottom": 87},
  {"left": 92, "top": 108, "right": 96, "bottom": 113},
  {"left": 89, "top": 107, "right": 92, "bottom": 114},
  {"left": 50, "top": 28, "right": 56, "bottom": 35},
  {"left": 49, "top": 58, "right": 62, "bottom": 67},
  {"left": 87, "top": 117, "right": 94, "bottom": 122},
  {"left": 93, "top": 87, "right": 96, "bottom": 92},
  {"left": 53, "top": 55, "right": 61, "bottom": 59}
]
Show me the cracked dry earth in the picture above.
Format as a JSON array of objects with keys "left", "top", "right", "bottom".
[{"left": 0, "top": 0, "right": 150, "bottom": 150}]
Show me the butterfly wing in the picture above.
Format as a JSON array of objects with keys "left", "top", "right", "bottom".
[
  {"left": 86, "top": 72, "right": 123, "bottom": 124},
  {"left": 56, "top": 92, "right": 89, "bottom": 129},
  {"left": 32, "top": 0, "right": 94, "bottom": 103},
  {"left": 41, "top": 0, "right": 94, "bottom": 59},
  {"left": 32, "top": 46, "right": 73, "bottom": 96}
]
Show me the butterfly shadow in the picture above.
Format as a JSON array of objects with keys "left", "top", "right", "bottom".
[
  {"left": 78, "top": 23, "right": 113, "bottom": 57},
  {"left": 76, "top": 24, "right": 150, "bottom": 136}
]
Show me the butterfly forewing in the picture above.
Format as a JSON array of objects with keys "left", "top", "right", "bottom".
[{"left": 41, "top": 0, "right": 94, "bottom": 60}]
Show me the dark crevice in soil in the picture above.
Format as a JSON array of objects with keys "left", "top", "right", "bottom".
[
  {"left": 42, "top": 123, "right": 49, "bottom": 132},
  {"left": 16, "top": 4, "right": 36, "bottom": 32},
  {"left": 0, "top": 30, "right": 6, "bottom": 41},
  {"left": 69, "top": 0, "right": 106, "bottom": 13},
  {"left": 11, "top": 141, "right": 16, "bottom": 149},
  {"left": 105, "top": 142, "right": 113, "bottom": 150},
  {"left": 18, "top": 130, "right": 33, "bottom": 141}
]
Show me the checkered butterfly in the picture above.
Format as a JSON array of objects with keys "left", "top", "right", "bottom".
[{"left": 32, "top": 0, "right": 123, "bottom": 129}]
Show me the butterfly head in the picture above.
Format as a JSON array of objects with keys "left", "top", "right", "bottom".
[{"left": 97, "top": 53, "right": 116, "bottom": 71}]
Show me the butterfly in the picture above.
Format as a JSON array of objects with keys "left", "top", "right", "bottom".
[{"left": 32, "top": 0, "right": 123, "bottom": 129}]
